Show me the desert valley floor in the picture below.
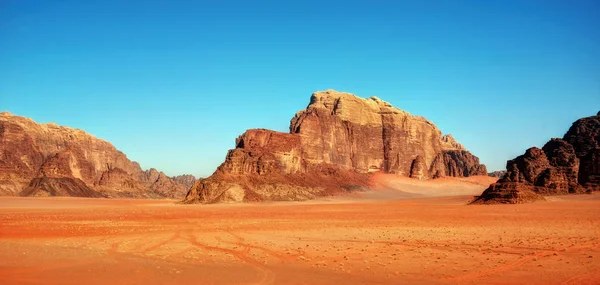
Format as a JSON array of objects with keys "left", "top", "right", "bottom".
[{"left": 1, "top": 177, "right": 599, "bottom": 285}]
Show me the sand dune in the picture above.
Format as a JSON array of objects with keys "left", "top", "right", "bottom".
[{"left": 366, "top": 174, "right": 497, "bottom": 199}]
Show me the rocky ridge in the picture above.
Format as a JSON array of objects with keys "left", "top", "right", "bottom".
[
  {"left": 172, "top": 174, "right": 197, "bottom": 189},
  {"left": 488, "top": 170, "right": 506, "bottom": 179},
  {"left": 0, "top": 112, "right": 190, "bottom": 198},
  {"left": 473, "top": 111, "right": 600, "bottom": 204},
  {"left": 184, "top": 90, "right": 487, "bottom": 204}
]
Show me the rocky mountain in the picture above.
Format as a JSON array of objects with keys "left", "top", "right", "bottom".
[
  {"left": 488, "top": 170, "right": 506, "bottom": 179},
  {"left": 473, "top": 111, "right": 600, "bottom": 204},
  {"left": 184, "top": 90, "right": 487, "bottom": 204},
  {"left": 172, "top": 174, "right": 196, "bottom": 189},
  {"left": 0, "top": 112, "right": 188, "bottom": 198}
]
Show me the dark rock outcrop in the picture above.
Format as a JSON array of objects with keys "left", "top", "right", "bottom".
[
  {"left": 0, "top": 112, "right": 189, "bottom": 198},
  {"left": 474, "top": 112, "right": 600, "bottom": 204},
  {"left": 185, "top": 90, "right": 487, "bottom": 204},
  {"left": 430, "top": 150, "right": 487, "bottom": 178},
  {"left": 579, "top": 149, "right": 600, "bottom": 190}
]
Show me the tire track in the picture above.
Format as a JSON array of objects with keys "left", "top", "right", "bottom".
[
  {"left": 219, "top": 230, "right": 302, "bottom": 261},
  {"left": 448, "top": 242, "right": 599, "bottom": 282},
  {"left": 561, "top": 268, "right": 600, "bottom": 285}
]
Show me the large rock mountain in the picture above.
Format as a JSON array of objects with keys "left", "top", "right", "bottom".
[
  {"left": 184, "top": 90, "right": 487, "bottom": 204},
  {"left": 0, "top": 112, "right": 193, "bottom": 198},
  {"left": 473, "top": 111, "right": 600, "bottom": 204}
]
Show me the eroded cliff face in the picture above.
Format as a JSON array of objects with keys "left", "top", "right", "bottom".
[
  {"left": 473, "top": 112, "right": 600, "bottom": 204},
  {"left": 185, "top": 90, "right": 487, "bottom": 204},
  {"left": 0, "top": 112, "right": 188, "bottom": 198}
]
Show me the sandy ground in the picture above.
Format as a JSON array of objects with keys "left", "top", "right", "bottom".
[
  {"left": 367, "top": 174, "right": 498, "bottom": 199},
  {"left": 1, "top": 183, "right": 599, "bottom": 284}
]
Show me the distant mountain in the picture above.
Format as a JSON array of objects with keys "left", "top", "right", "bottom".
[
  {"left": 474, "top": 111, "right": 599, "bottom": 204},
  {"left": 488, "top": 171, "right": 506, "bottom": 179},
  {"left": 0, "top": 112, "right": 188, "bottom": 198},
  {"left": 172, "top": 174, "right": 196, "bottom": 189}
]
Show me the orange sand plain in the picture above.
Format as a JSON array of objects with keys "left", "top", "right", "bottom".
[{"left": 1, "top": 181, "right": 599, "bottom": 284}]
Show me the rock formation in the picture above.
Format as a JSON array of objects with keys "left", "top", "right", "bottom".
[
  {"left": 172, "top": 174, "right": 197, "bottom": 189},
  {"left": 0, "top": 112, "right": 189, "bottom": 198},
  {"left": 184, "top": 90, "right": 487, "bottom": 204},
  {"left": 473, "top": 111, "right": 600, "bottom": 204},
  {"left": 488, "top": 170, "right": 506, "bottom": 179}
]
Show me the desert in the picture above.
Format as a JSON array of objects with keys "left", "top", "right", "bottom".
[
  {"left": 2, "top": 1, "right": 599, "bottom": 284},
  {"left": 1, "top": 93, "right": 598, "bottom": 285},
  {"left": 1, "top": 182, "right": 599, "bottom": 285}
]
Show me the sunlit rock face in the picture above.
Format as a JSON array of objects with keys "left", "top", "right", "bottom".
[
  {"left": 0, "top": 112, "right": 189, "bottom": 198},
  {"left": 185, "top": 90, "right": 486, "bottom": 204}
]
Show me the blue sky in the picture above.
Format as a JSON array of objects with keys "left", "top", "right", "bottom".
[{"left": 1, "top": 0, "right": 599, "bottom": 177}]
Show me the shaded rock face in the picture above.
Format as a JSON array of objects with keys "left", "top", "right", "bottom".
[
  {"left": 430, "top": 150, "right": 487, "bottom": 178},
  {"left": 409, "top": 155, "right": 426, "bottom": 180},
  {"left": 20, "top": 177, "right": 104, "bottom": 198},
  {"left": 564, "top": 112, "right": 600, "bottom": 191},
  {"left": 185, "top": 90, "right": 486, "bottom": 204},
  {"left": 579, "top": 149, "right": 600, "bottom": 190},
  {"left": 563, "top": 112, "right": 600, "bottom": 158},
  {"left": 0, "top": 112, "right": 188, "bottom": 198},
  {"left": 474, "top": 112, "right": 600, "bottom": 204}
]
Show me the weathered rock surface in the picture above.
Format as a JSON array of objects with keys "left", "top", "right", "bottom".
[
  {"left": 474, "top": 112, "right": 600, "bottom": 204},
  {"left": 0, "top": 112, "right": 188, "bottom": 198},
  {"left": 184, "top": 90, "right": 487, "bottom": 204}
]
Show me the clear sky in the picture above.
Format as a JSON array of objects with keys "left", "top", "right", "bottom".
[{"left": 1, "top": 0, "right": 599, "bottom": 177}]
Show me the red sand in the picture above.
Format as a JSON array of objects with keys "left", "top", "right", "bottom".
[{"left": 1, "top": 192, "right": 599, "bottom": 284}]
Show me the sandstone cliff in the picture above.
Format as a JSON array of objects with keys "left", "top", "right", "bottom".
[
  {"left": 184, "top": 90, "right": 487, "bottom": 204},
  {"left": 0, "top": 112, "right": 188, "bottom": 198},
  {"left": 473, "top": 111, "right": 600, "bottom": 204}
]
